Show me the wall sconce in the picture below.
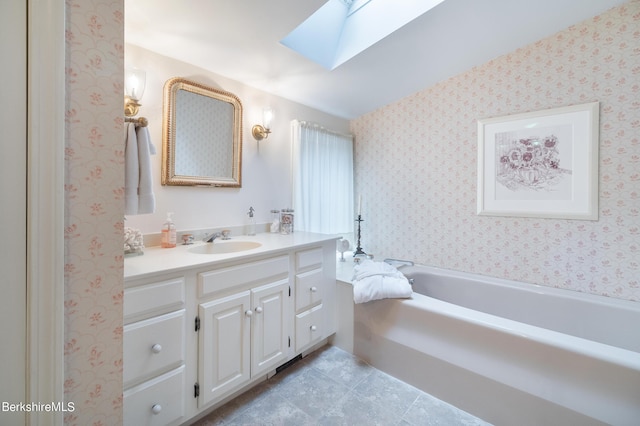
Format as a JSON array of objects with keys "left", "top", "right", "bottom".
[
  {"left": 124, "top": 68, "right": 146, "bottom": 117},
  {"left": 252, "top": 107, "right": 274, "bottom": 141}
]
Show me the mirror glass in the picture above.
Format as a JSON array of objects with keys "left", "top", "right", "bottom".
[{"left": 162, "top": 77, "right": 242, "bottom": 187}]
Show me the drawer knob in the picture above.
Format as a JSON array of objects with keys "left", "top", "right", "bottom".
[
  {"left": 151, "top": 344, "right": 162, "bottom": 354},
  {"left": 255, "top": 306, "right": 263, "bottom": 313},
  {"left": 245, "top": 310, "right": 253, "bottom": 317},
  {"left": 151, "top": 404, "right": 162, "bottom": 414},
  {"left": 310, "top": 286, "right": 318, "bottom": 293},
  {"left": 310, "top": 325, "right": 317, "bottom": 332}
]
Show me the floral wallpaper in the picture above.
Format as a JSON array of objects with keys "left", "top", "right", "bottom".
[
  {"left": 57, "top": 1, "right": 639, "bottom": 423},
  {"left": 351, "top": 1, "right": 640, "bottom": 302},
  {"left": 64, "top": 0, "right": 124, "bottom": 423}
]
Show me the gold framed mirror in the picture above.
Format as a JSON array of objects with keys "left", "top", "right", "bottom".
[{"left": 162, "top": 77, "right": 243, "bottom": 187}]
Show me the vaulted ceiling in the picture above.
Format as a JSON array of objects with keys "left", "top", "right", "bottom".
[{"left": 125, "top": 0, "right": 627, "bottom": 119}]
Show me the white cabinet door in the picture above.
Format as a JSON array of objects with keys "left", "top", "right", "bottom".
[
  {"left": 251, "top": 279, "right": 289, "bottom": 377},
  {"left": 198, "top": 291, "right": 251, "bottom": 407}
]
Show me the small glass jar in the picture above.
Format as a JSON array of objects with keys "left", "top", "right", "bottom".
[
  {"left": 280, "top": 208, "right": 294, "bottom": 234},
  {"left": 270, "top": 209, "right": 280, "bottom": 233}
]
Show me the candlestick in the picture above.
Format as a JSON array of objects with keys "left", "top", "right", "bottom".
[{"left": 353, "top": 214, "right": 366, "bottom": 258}]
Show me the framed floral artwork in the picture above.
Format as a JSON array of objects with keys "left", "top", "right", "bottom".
[{"left": 477, "top": 102, "right": 599, "bottom": 220}]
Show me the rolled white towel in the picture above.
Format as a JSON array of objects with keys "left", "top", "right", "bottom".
[
  {"left": 352, "top": 260, "right": 412, "bottom": 304},
  {"left": 353, "top": 259, "right": 405, "bottom": 281}
]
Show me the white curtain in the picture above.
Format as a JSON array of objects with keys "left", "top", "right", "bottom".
[{"left": 292, "top": 120, "right": 354, "bottom": 234}]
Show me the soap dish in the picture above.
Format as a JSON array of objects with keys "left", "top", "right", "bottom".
[{"left": 124, "top": 248, "right": 144, "bottom": 257}]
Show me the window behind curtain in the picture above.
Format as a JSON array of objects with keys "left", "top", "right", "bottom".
[{"left": 291, "top": 120, "right": 354, "bottom": 235}]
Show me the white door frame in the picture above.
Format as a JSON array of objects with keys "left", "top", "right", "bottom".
[
  {"left": 1, "top": 0, "right": 27, "bottom": 424},
  {"left": 27, "top": 0, "right": 66, "bottom": 425}
]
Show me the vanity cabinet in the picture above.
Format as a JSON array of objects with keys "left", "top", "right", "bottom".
[
  {"left": 123, "top": 236, "right": 337, "bottom": 425},
  {"left": 123, "top": 276, "right": 187, "bottom": 426},
  {"left": 197, "top": 255, "right": 290, "bottom": 406},
  {"left": 197, "top": 279, "right": 290, "bottom": 406}
]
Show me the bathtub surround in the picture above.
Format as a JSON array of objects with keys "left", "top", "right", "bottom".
[
  {"left": 354, "top": 264, "right": 640, "bottom": 424},
  {"left": 352, "top": 1, "right": 640, "bottom": 302}
]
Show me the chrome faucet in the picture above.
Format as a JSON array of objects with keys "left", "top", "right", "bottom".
[
  {"left": 383, "top": 258, "right": 414, "bottom": 268},
  {"left": 203, "top": 232, "right": 222, "bottom": 243}
]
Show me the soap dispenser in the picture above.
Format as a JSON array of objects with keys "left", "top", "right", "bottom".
[
  {"left": 247, "top": 207, "right": 256, "bottom": 236},
  {"left": 161, "top": 212, "right": 177, "bottom": 248}
]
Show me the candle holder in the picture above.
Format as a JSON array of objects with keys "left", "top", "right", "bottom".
[{"left": 354, "top": 215, "right": 366, "bottom": 258}]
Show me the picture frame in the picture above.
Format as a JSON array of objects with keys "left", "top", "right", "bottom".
[{"left": 477, "top": 102, "right": 599, "bottom": 220}]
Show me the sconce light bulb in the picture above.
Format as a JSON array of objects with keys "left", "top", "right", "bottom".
[
  {"left": 125, "top": 68, "right": 146, "bottom": 101},
  {"left": 129, "top": 75, "right": 139, "bottom": 99},
  {"left": 252, "top": 107, "right": 274, "bottom": 141},
  {"left": 263, "top": 107, "right": 274, "bottom": 130}
]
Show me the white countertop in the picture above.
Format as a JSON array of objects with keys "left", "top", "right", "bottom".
[
  {"left": 125, "top": 231, "right": 340, "bottom": 280},
  {"left": 336, "top": 254, "right": 356, "bottom": 284}
]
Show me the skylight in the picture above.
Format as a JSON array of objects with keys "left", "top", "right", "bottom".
[{"left": 281, "top": 0, "right": 446, "bottom": 70}]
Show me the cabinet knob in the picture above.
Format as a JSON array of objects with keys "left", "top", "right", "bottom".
[
  {"left": 310, "top": 325, "right": 317, "bottom": 332},
  {"left": 245, "top": 310, "right": 253, "bottom": 317},
  {"left": 151, "top": 344, "right": 162, "bottom": 354},
  {"left": 255, "top": 306, "right": 263, "bottom": 313},
  {"left": 151, "top": 404, "right": 162, "bottom": 414},
  {"left": 310, "top": 286, "right": 318, "bottom": 293}
]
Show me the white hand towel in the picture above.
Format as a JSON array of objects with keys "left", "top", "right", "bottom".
[
  {"left": 352, "top": 260, "right": 413, "bottom": 304},
  {"left": 124, "top": 123, "right": 139, "bottom": 215},
  {"left": 136, "top": 125, "right": 156, "bottom": 214}
]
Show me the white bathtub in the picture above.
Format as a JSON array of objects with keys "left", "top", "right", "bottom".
[{"left": 353, "top": 265, "right": 640, "bottom": 426}]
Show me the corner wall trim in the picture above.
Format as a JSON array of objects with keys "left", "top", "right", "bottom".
[{"left": 27, "top": 0, "right": 66, "bottom": 424}]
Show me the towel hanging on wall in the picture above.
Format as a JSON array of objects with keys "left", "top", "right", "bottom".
[{"left": 125, "top": 122, "right": 156, "bottom": 215}]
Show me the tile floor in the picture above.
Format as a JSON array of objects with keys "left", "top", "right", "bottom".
[{"left": 192, "top": 345, "right": 490, "bottom": 426}]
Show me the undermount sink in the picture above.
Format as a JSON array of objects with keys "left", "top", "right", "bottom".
[{"left": 187, "top": 240, "right": 262, "bottom": 254}]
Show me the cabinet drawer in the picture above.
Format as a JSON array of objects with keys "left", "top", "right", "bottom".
[
  {"left": 124, "top": 365, "right": 185, "bottom": 426},
  {"left": 296, "top": 248, "right": 323, "bottom": 271},
  {"left": 124, "top": 310, "right": 186, "bottom": 387},
  {"left": 124, "top": 277, "right": 185, "bottom": 322},
  {"left": 295, "top": 268, "right": 323, "bottom": 312},
  {"left": 295, "top": 304, "right": 324, "bottom": 352},
  {"left": 199, "top": 255, "right": 289, "bottom": 297}
]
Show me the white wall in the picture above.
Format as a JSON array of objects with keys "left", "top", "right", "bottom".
[{"left": 125, "top": 44, "right": 350, "bottom": 236}]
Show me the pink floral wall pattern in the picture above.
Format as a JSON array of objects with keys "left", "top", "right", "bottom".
[
  {"left": 352, "top": 1, "right": 640, "bottom": 302},
  {"left": 65, "top": 0, "right": 124, "bottom": 423}
]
